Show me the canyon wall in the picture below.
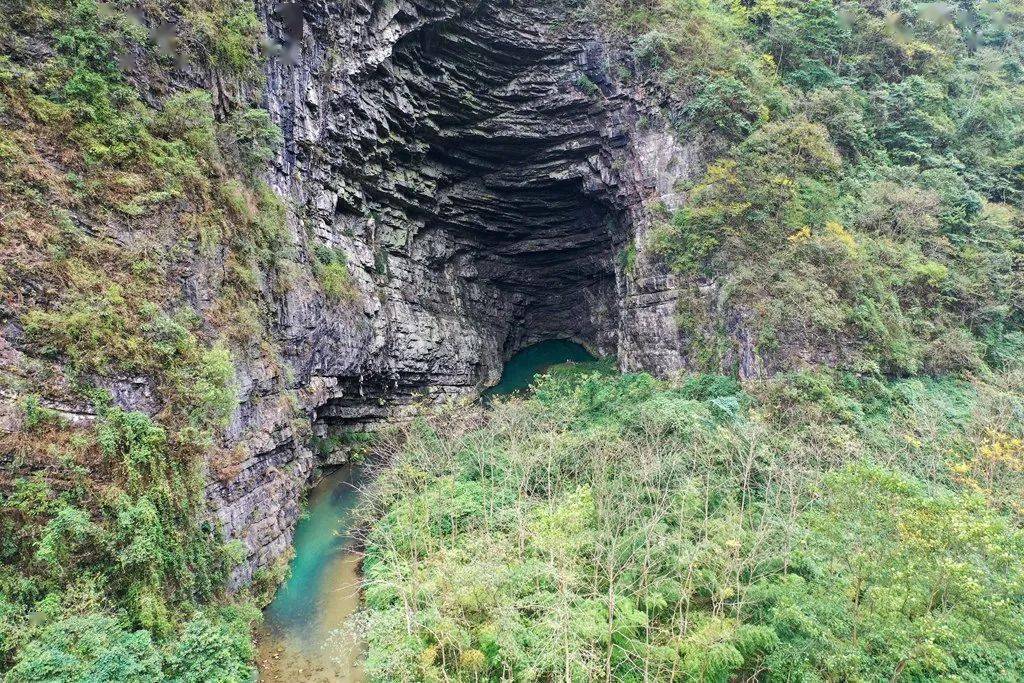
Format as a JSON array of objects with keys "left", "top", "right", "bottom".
[{"left": 206, "top": 0, "right": 702, "bottom": 585}]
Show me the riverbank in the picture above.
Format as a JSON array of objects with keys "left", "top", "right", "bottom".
[{"left": 255, "top": 340, "right": 602, "bottom": 681}]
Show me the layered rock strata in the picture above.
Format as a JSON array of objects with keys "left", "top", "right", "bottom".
[{"left": 213, "top": 0, "right": 701, "bottom": 584}]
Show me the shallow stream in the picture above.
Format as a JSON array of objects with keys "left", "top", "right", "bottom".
[
  {"left": 255, "top": 339, "right": 597, "bottom": 681},
  {"left": 255, "top": 464, "right": 367, "bottom": 682}
]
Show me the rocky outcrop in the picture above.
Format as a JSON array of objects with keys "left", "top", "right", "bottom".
[{"left": 211, "top": 0, "right": 704, "bottom": 585}]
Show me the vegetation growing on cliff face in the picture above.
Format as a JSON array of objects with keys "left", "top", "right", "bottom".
[
  {"left": 616, "top": 0, "right": 1024, "bottom": 376},
  {"left": 0, "top": 0, "right": 280, "bottom": 678},
  {"left": 359, "top": 367, "right": 1024, "bottom": 681}
]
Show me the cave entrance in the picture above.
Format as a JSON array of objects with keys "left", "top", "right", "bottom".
[
  {"left": 385, "top": 1, "right": 628, "bottom": 369},
  {"left": 482, "top": 338, "right": 597, "bottom": 399}
]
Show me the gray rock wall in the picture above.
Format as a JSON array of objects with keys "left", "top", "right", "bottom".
[{"left": 214, "top": 0, "right": 701, "bottom": 586}]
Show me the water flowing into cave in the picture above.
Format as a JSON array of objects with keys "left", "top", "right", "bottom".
[
  {"left": 481, "top": 338, "right": 596, "bottom": 399},
  {"left": 256, "top": 341, "right": 602, "bottom": 680}
]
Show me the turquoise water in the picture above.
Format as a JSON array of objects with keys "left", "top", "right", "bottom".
[
  {"left": 257, "top": 339, "right": 600, "bottom": 680},
  {"left": 257, "top": 464, "right": 368, "bottom": 681},
  {"left": 263, "top": 465, "right": 366, "bottom": 633},
  {"left": 483, "top": 339, "right": 597, "bottom": 399}
]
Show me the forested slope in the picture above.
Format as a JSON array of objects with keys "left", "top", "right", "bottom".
[
  {"left": 360, "top": 367, "right": 1024, "bottom": 680},
  {"left": 620, "top": 0, "right": 1024, "bottom": 376},
  {"left": 356, "top": 1, "right": 1024, "bottom": 680}
]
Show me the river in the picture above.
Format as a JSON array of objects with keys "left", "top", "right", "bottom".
[
  {"left": 254, "top": 464, "right": 368, "bottom": 682},
  {"left": 255, "top": 339, "right": 596, "bottom": 681}
]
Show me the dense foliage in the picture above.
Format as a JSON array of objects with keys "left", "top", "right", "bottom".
[
  {"left": 610, "top": 0, "right": 1024, "bottom": 376},
  {"left": 358, "top": 366, "right": 1024, "bottom": 681},
  {"left": 0, "top": 0, "right": 295, "bottom": 678}
]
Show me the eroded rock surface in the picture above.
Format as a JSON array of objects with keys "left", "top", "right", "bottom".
[{"left": 209, "top": 0, "right": 701, "bottom": 584}]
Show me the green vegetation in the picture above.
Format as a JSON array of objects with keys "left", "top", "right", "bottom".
[
  {"left": 0, "top": 0, "right": 366, "bottom": 673},
  {"left": 1, "top": 400, "right": 260, "bottom": 680},
  {"left": 358, "top": 367, "right": 1024, "bottom": 681},
  {"left": 609, "top": 0, "right": 1024, "bottom": 376},
  {"left": 0, "top": 0, "right": 289, "bottom": 678},
  {"left": 311, "top": 429, "right": 377, "bottom": 461},
  {"left": 313, "top": 244, "right": 358, "bottom": 302}
]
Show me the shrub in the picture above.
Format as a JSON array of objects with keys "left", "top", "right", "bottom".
[
  {"left": 154, "top": 91, "right": 218, "bottom": 163},
  {"left": 312, "top": 244, "right": 357, "bottom": 302},
  {"left": 163, "top": 606, "right": 259, "bottom": 682},
  {"left": 4, "top": 614, "right": 161, "bottom": 683},
  {"left": 924, "top": 329, "right": 985, "bottom": 375},
  {"left": 653, "top": 117, "right": 842, "bottom": 270},
  {"left": 855, "top": 181, "right": 941, "bottom": 238},
  {"left": 188, "top": 0, "right": 264, "bottom": 77},
  {"left": 798, "top": 86, "right": 872, "bottom": 158},
  {"left": 20, "top": 395, "right": 60, "bottom": 431},
  {"left": 220, "top": 108, "right": 281, "bottom": 179},
  {"left": 0, "top": 0, "right": 270, "bottom": 677},
  {"left": 682, "top": 74, "right": 765, "bottom": 139}
]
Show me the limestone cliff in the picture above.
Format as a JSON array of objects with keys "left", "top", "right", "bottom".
[
  {"left": 0, "top": 0, "right": 703, "bottom": 588},
  {"left": 207, "top": 0, "right": 718, "bottom": 584}
]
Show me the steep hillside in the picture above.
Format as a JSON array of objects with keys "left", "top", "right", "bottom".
[
  {"left": 360, "top": 367, "right": 1024, "bottom": 680},
  {"left": 611, "top": 0, "right": 1024, "bottom": 377},
  {"left": 1, "top": 0, "right": 1023, "bottom": 680},
  {"left": 0, "top": 0, "right": 295, "bottom": 677}
]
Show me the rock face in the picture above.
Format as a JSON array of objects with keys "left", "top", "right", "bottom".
[{"left": 213, "top": 0, "right": 700, "bottom": 585}]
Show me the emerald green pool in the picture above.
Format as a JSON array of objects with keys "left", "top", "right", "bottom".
[{"left": 483, "top": 339, "right": 597, "bottom": 398}]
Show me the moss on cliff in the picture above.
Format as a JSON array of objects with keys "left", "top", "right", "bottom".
[{"left": 0, "top": 0, "right": 280, "bottom": 677}]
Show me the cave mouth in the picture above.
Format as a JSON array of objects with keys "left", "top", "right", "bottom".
[
  {"left": 386, "top": 0, "right": 628, "bottom": 361},
  {"left": 483, "top": 338, "right": 598, "bottom": 399}
]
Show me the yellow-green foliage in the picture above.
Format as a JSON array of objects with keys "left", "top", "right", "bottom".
[
  {"left": 313, "top": 243, "right": 358, "bottom": 302},
  {"left": 360, "top": 368, "right": 1024, "bottom": 681},
  {"left": 625, "top": 0, "right": 1024, "bottom": 377},
  {"left": 1, "top": 403, "right": 257, "bottom": 678},
  {"left": 185, "top": 0, "right": 265, "bottom": 77}
]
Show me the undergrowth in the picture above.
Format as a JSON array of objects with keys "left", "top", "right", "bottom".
[{"left": 358, "top": 366, "right": 1024, "bottom": 681}]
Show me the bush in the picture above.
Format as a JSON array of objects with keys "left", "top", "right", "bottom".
[
  {"left": 163, "top": 606, "right": 259, "bottom": 682},
  {"left": 154, "top": 91, "right": 218, "bottom": 162},
  {"left": 312, "top": 244, "right": 357, "bottom": 302},
  {"left": 187, "top": 0, "right": 264, "bottom": 77},
  {"left": 220, "top": 108, "right": 281, "bottom": 179},
  {"left": 682, "top": 74, "right": 765, "bottom": 139},
  {"left": 4, "top": 614, "right": 161, "bottom": 683}
]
